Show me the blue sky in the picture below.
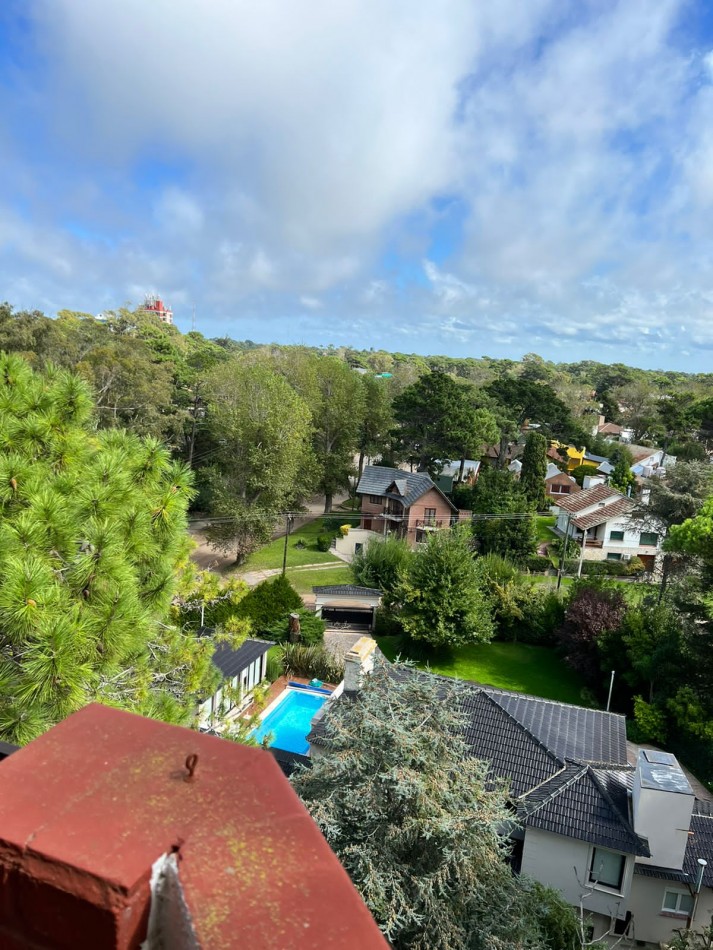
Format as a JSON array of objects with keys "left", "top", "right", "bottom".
[{"left": 2, "top": 1, "right": 713, "bottom": 370}]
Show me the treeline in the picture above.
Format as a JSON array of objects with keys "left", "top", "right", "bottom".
[{"left": 3, "top": 302, "right": 713, "bottom": 564}]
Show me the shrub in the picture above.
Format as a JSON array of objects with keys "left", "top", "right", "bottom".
[
  {"left": 521, "top": 590, "right": 566, "bottom": 646},
  {"left": 235, "top": 575, "right": 302, "bottom": 632},
  {"left": 625, "top": 556, "right": 646, "bottom": 576},
  {"left": 373, "top": 606, "right": 404, "bottom": 638},
  {"left": 265, "top": 608, "right": 326, "bottom": 646},
  {"left": 521, "top": 555, "right": 551, "bottom": 574},
  {"left": 316, "top": 533, "right": 333, "bottom": 552},
  {"left": 265, "top": 648, "right": 284, "bottom": 683},
  {"left": 339, "top": 524, "right": 351, "bottom": 536},
  {"left": 280, "top": 643, "right": 344, "bottom": 684},
  {"left": 352, "top": 535, "right": 413, "bottom": 600}
]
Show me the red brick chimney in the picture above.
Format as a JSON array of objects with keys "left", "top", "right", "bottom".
[{"left": 0, "top": 704, "right": 386, "bottom": 949}]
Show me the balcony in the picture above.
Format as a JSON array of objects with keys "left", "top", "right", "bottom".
[
  {"left": 585, "top": 538, "right": 603, "bottom": 548},
  {"left": 381, "top": 509, "right": 404, "bottom": 521},
  {"left": 415, "top": 518, "right": 444, "bottom": 530}
]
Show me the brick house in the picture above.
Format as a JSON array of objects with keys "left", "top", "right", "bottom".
[
  {"left": 356, "top": 466, "right": 467, "bottom": 546},
  {"left": 545, "top": 462, "right": 580, "bottom": 501}
]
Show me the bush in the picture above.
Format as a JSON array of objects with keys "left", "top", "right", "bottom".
[
  {"left": 352, "top": 535, "right": 413, "bottom": 599},
  {"left": 236, "top": 575, "right": 302, "bottom": 632},
  {"left": 280, "top": 643, "right": 344, "bottom": 684},
  {"left": 524, "top": 591, "right": 566, "bottom": 646},
  {"left": 373, "top": 606, "right": 404, "bottom": 638},
  {"left": 265, "top": 647, "right": 284, "bottom": 682},
  {"left": 521, "top": 556, "right": 551, "bottom": 574},
  {"left": 316, "top": 533, "right": 333, "bottom": 552},
  {"left": 265, "top": 608, "right": 326, "bottom": 645},
  {"left": 563, "top": 558, "right": 636, "bottom": 577},
  {"left": 339, "top": 524, "right": 351, "bottom": 537}
]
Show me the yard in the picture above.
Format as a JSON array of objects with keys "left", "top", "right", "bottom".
[
  {"left": 375, "top": 638, "right": 589, "bottom": 706},
  {"left": 535, "top": 514, "right": 557, "bottom": 545},
  {"left": 240, "top": 519, "right": 342, "bottom": 572},
  {"left": 286, "top": 564, "right": 354, "bottom": 595}
]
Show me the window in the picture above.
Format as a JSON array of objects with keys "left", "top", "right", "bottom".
[
  {"left": 424, "top": 507, "right": 437, "bottom": 524},
  {"left": 369, "top": 495, "right": 383, "bottom": 505},
  {"left": 609, "top": 530, "right": 625, "bottom": 541},
  {"left": 607, "top": 553, "right": 622, "bottom": 561},
  {"left": 589, "top": 848, "right": 625, "bottom": 890},
  {"left": 639, "top": 532, "right": 659, "bottom": 547},
  {"left": 662, "top": 890, "right": 694, "bottom": 916}
]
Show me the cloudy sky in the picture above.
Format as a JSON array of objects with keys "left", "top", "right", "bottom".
[{"left": 2, "top": 1, "right": 713, "bottom": 369}]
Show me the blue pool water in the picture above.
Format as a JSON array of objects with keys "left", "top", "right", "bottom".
[{"left": 252, "top": 690, "right": 328, "bottom": 754}]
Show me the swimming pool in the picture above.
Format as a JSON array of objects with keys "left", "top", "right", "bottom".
[{"left": 251, "top": 689, "right": 328, "bottom": 755}]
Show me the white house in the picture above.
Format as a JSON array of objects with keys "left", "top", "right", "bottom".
[
  {"left": 311, "top": 652, "right": 713, "bottom": 947},
  {"left": 197, "top": 635, "right": 273, "bottom": 730},
  {"left": 553, "top": 483, "right": 663, "bottom": 573}
]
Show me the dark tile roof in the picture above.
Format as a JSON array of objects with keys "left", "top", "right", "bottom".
[
  {"left": 520, "top": 766, "right": 649, "bottom": 856},
  {"left": 484, "top": 688, "right": 629, "bottom": 766},
  {"left": 356, "top": 466, "right": 456, "bottom": 511},
  {"left": 312, "top": 585, "right": 381, "bottom": 597},
  {"left": 201, "top": 635, "right": 274, "bottom": 680},
  {"left": 459, "top": 690, "right": 564, "bottom": 797},
  {"left": 555, "top": 483, "right": 622, "bottom": 513}
]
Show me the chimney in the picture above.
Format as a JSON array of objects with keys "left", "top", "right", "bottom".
[
  {"left": 0, "top": 704, "right": 388, "bottom": 949},
  {"left": 288, "top": 612, "right": 301, "bottom": 642},
  {"left": 344, "top": 636, "right": 377, "bottom": 695},
  {"left": 632, "top": 750, "right": 694, "bottom": 870}
]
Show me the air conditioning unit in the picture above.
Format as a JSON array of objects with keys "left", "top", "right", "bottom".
[{"left": 622, "top": 554, "right": 631, "bottom": 561}]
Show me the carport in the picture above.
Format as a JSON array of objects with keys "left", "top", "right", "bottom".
[{"left": 312, "top": 585, "right": 382, "bottom": 631}]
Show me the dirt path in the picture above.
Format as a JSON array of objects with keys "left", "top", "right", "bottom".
[{"left": 188, "top": 492, "right": 351, "bottom": 575}]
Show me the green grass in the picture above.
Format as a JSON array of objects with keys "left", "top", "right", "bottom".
[
  {"left": 241, "top": 519, "right": 341, "bottom": 571},
  {"left": 286, "top": 564, "right": 354, "bottom": 594},
  {"left": 535, "top": 515, "right": 556, "bottom": 544},
  {"left": 376, "top": 638, "right": 588, "bottom": 706}
]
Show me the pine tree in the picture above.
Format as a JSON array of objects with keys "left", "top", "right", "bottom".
[
  {"left": 0, "top": 354, "right": 214, "bottom": 743},
  {"left": 520, "top": 431, "right": 549, "bottom": 510}
]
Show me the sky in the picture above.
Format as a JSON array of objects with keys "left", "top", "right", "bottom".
[{"left": 2, "top": 2, "right": 713, "bottom": 370}]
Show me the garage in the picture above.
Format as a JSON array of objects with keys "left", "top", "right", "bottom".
[{"left": 312, "top": 585, "right": 382, "bottom": 631}]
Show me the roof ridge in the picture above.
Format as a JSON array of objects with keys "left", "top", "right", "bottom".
[
  {"left": 480, "top": 689, "right": 566, "bottom": 770},
  {"left": 520, "top": 764, "right": 588, "bottom": 812},
  {"left": 588, "top": 767, "right": 648, "bottom": 853},
  {"left": 481, "top": 683, "right": 627, "bottom": 720}
]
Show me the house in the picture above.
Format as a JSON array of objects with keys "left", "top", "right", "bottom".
[
  {"left": 545, "top": 462, "right": 580, "bottom": 501},
  {"left": 592, "top": 414, "right": 634, "bottom": 443},
  {"left": 553, "top": 483, "right": 663, "bottom": 572},
  {"left": 356, "top": 465, "right": 469, "bottom": 546},
  {"left": 626, "top": 444, "right": 668, "bottom": 477},
  {"left": 311, "top": 648, "right": 713, "bottom": 947},
  {"left": 197, "top": 633, "right": 274, "bottom": 730},
  {"left": 313, "top": 584, "right": 382, "bottom": 630},
  {"left": 0, "top": 703, "right": 387, "bottom": 949}
]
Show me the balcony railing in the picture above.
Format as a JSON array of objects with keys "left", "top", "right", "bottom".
[
  {"left": 585, "top": 538, "right": 603, "bottom": 548},
  {"left": 415, "top": 519, "right": 444, "bottom": 529}
]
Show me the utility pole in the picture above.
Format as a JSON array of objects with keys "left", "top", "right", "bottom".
[
  {"left": 606, "top": 670, "right": 615, "bottom": 712},
  {"left": 282, "top": 513, "right": 294, "bottom": 576},
  {"left": 557, "top": 513, "right": 572, "bottom": 591},
  {"left": 577, "top": 527, "right": 587, "bottom": 578}
]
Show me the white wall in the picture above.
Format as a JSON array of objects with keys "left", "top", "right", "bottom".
[
  {"left": 333, "top": 528, "right": 381, "bottom": 560},
  {"left": 521, "top": 828, "right": 634, "bottom": 922},
  {"left": 627, "top": 874, "right": 713, "bottom": 945}
]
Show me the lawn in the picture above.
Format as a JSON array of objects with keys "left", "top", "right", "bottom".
[
  {"left": 240, "top": 519, "right": 342, "bottom": 571},
  {"left": 286, "top": 564, "right": 354, "bottom": 594},
  {"left": 376, "top": 638, "right": 589, "bottom": 706},
  {"left": 535, "top": 515, "right": 557, "bottom": 545}
]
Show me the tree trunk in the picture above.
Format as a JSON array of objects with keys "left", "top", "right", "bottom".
[
  {"left": 497, "top": 434, "right": 509, "bottom": 470},
  {"left": 458, "top": 456, "right": 466, "bottom": 483},
  {"left": 324, "top": 493, "right": 333, "bottom": 514},
  {"left": 657, "top": 554, "right": 671, "bottom": 605},
  {"left": 358, "top": 449, "right": 365, "bottom": 478}
]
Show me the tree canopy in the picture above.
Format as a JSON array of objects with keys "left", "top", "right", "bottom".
[{"left": 0, "top": 353, "right": 214, "bottom": 743}]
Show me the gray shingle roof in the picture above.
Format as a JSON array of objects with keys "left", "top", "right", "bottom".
[
  {"left": 312, "top": 585, "right": 381, "bottom": 597},
  {"left": 356, "top": 466, "right": 457, "bottom": 511},
  {"left": 200, "top": 634, "right": 274, "bottom": 680}
]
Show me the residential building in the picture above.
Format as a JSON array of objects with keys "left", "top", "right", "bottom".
[
  {"left": 139, "top": 292, "right": 173, "bottom": 325},
  {"left": 0, "top": 703, "right": 387, "bottom": 949},
  {"left": 311, "top": 649, "right": 713, "bottom": 947},
  {"left": 356, "top": 465, "right": 468, "bottom": 545},
  {"left": 592, "top": 414, "right": 634, "bottom": 443},
  {"left": 553, "top": 483, "right": 663, "bottom": 572},
  {"left": 197, "top": 633, "right": 273, "bottom": 730},
  {"left": 545, "top": 461, "right": 580, "bottom": 501}
]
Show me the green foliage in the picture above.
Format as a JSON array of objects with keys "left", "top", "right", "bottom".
[
  {"left": 352, "top": 536, "right": 413, "bottom": 600},
  {"left": 233, "top": 575, "right": 302, "bottom": 632},
  {"left": 521, "top": 555, "right": 552, "bottom": 573},
  {"left": 265, "top": 647, "right": 284, "bottom": 682},
  {"left": 666, "top": 923, "right": 713, "bottom": 948},
  {"left": 265, "top": 608, "right": 326, "bottom": 646},
  {"left": 292, "top": 662, "right": 578, "bottom": 949},
  {"left": 471, "top": 466, "right": 537, "bottom": 561},
  {"left": 316, "top": 533, "right": 332, "bottom": 552},
  {"left": 203, "top": 360, "right": 315, "bottom": 563},
  {"left": 569, "top": 463, "right": 599, "bottom": 486},
  {"left": 395, "top": 527, "right": 494, "bottom": 648},
  {"left": 0, "top": 353, "right": 213, "bottom": 743},
  {"left": 520, "top": 432, "right": 548, "bottom": 510},
  {"left": 609, "top": 446, "right": 636, "bottom": 495},
  {"left": 629, "top": 695, "right": 669, "bottom": 744},
  {"left": 393, "top": 370, "right": 497, "bottom": 475},
  {"left": 171, "top": 564, "right": 250, "bottom": 629},
  {"left": 279, "top": 643, "right": 344, "bottom": 683}
]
